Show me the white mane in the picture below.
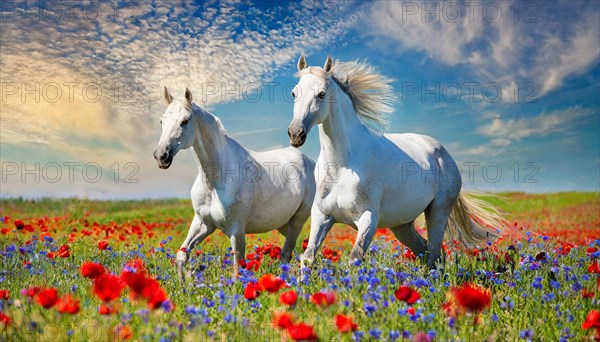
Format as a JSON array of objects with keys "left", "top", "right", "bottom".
[
  {"left": 296, "top": 61, "right": 397, "bottom": 132},
  {"left": 173, "top": 99, "right": 228, "bottom": 136}
]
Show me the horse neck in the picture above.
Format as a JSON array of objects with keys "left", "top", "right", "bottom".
[
  {"left": 191, "top": 107, "right": 229, "bottom": 185},
  {"left": 318, "top": 80, "right": 364, "bottom": 163}
]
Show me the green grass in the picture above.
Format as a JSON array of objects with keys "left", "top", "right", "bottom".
[{"left": 0, "top": 192, "right": 598, "bottom": 341}]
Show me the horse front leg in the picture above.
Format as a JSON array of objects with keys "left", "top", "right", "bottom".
[
  {"left": 228, "top": 223, "right": 246, "bottom": 277},
  {"left": 300, "top": 204, "right": 334, "bottom": 267},
  {"left": 176, "top": 215, "right": 214, "bottom": 283},
  {"left": 350, "top": 210, "right": 379, "bottom": 261}
]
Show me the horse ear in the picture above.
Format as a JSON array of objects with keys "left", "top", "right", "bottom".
[
  {"left": 164, "top": 86, "right": 173, "bottom": 104},
  {"left": 323, "top": 55, "right": 333, "bottom": 73},
  {"left": 184, "top": 87, "right": 193, "bottom": 104},
  {"left": 297, "top": 54, "right": 307, "bottom": 71}
]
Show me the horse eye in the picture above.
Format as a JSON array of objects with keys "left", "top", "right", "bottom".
[
  {"left": 181, "top": 119, "right": 189, "bottom": 126},
  {"left": 291, "top": 91, "right": 296, "bottom": 98},
  {"left": 159, "top": 119, "right": 163, "bottom": 124},
  {"left": 318, "top": 91, "right": 325, "bottom": 99}
]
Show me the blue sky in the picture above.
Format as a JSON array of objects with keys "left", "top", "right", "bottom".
[{"left": 0, "top": 0, "right": 598, "bottom": 198}]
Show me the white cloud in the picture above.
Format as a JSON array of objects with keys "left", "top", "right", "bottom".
[
  {"left": 366, "top": 1, "right": 600, "bottom": 99},
  {"left": 476, "top": 106, "right": 595, "bottom": 144},
  {"left": 0, "top": 0, "right": 359, "bottom": 198}
]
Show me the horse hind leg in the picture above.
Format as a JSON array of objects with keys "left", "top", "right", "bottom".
[
  {"left": 389, "top": 221, "right": 427, "bottom": 259},
  {"left": 424, "top": 198, "right": 455, "bottom": 269}
]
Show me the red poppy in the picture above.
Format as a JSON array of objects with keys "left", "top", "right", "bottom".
[
  {"left": 555, "top": 243, "right": 574, "bottom": 255},
  {"left": 279, "top": 290, "right": 298, "bottom": 306},
  {"left": 258, "top": 274, "right": 288, "bottom": 293},
  {"left": 116, "top": 325, "right": 133, "bottom": 340},
  {"left": 407, "top": 306, "right": 416, "bottom": 315},
  {"left": 273, "top": 311, "right": 294, "bottom": 329},
  {"left": 22, "top": 286, "right": 41, "bottom": 298},
  {"left": 589, "top": 260, "right": 600, "bottom": 274},
  {"left": 322, "top": 248, "right": 341, "bottom": 262},
  {"left": 587, "top": 247, "right": 598, "bottom": 257},
  {"left": 93, "top": 273, "right": 123, "bottom": 302},
  {"left": 0, "top": 312, "right": 10, "bottom": 326},
  {"left": 120, "top": 267, "right": 167, "bottom": 309},
  {"left": 403, "top": 248, "right": 417, "bottom": 260},
  {"left": 81, "top": 262, "right": 106, "bottom": 279},
  {"left": 0, "top": 289, "right": 9, "bottom": 300},
  {"left": 335, "top": 314, "right": 358, "bottom": 333},
  {"left": 395, "top": 286, "right": 421, "bottom": 304},
  {"left": 310, "top": 291, "right": 336, "bottom": 307},
  {"left": 302, "top": 239, "right": 309, "bottom": 251},
  {"left": 14, "top": 220, "right": 25, "bottom": 230},
  {"left": 269, "top": 246, "right": 281, "bottom": 259},
  {"left": 47, "top": 252, "right": 55, "bottom": 259},
  {"left": 243, "top": 282, "right": 261, "bottom": 300},
  {"left": 582, "top": 309, "right": 600, "bottom": 337},
  {"left": 35, "top": 288, "right": 59, "bottom": 309},
  {"left": 120, "top": 270, "right": 148, "bottom": 295},
  {"left": 140, "top": 278, "right": 167, "bottom": 309},
  {"left": 125, "top": 258, "right": 147, "bottom": 273},
  {"left": 58, "top": 245, "right": 70, "bottom": 258},
  {"left": 450, "top": 283, "right": 491, "bottom": 313},
  {"left": 1, "top": 228, "right": 9, "bottom": 234},
  {"left": 287, "top": 322, "right": 318, "bottom": 341},
  {"left": 97, "top": 240, "right": 109, "bottom": 250},
  {"left": 98, "top": 303, "right": 113, "bottom": 315},
  {"left": 582, "top": 289, "right": 595, "bottom": 298},
  {"left": 56, "top": 294, "right": 80, "bottom": 314}
]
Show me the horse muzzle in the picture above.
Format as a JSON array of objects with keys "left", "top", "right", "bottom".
[
  {"left": 154, "top": 148, "right": 173, "bottom": 169},
  {"left": 288, "top": 126, "right": 307, "bottom": 148}
]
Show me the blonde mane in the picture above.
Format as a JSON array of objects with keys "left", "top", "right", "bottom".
[
  {"left": 297, "top": 61, "right": 397, "bottom": 132},
  {"left": 332, "top": 61, "right": 397, "bottom": 131}
]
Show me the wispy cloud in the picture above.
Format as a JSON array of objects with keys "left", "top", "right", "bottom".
[
  {"left": 0, "top": 0, "right": 358, "bottom": 198},
  {"left": 477, "top": 106, "right": 595, "bottom": 145},
  {"left": 366, "top": 1, "right": 600, "bottom": 99}
]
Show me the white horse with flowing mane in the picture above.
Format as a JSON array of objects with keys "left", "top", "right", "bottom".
[
  {"left": 288, "top": 55, "right": 505, "bottom": 268},
  {"left": 154, "top": 87, "right": 316, "bottom": 279}
]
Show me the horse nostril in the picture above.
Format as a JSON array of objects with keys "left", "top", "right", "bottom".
[
  {"left": 299, "top": 129, "right": 306, "bottom": 139},
  {"left": 287, "top": 127, "right": 293, "bottom": 138},
  {"left": 160, "top": 152, "right": 169, "bottom": 161}
]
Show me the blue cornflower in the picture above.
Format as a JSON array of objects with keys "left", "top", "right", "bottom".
[
  {"left": 185, "top": 306, "right": 200, "bottom": 315},
  {"left": 448, "top": 317, "right": 456, "bottom": 328},
  {"left": 369, "top": 329, "right": 382, "bottom": 339},
  {"left": 364, "top": 303, "right": 378, "bottom": 315},
  {"left": 352, "top": 331, "right": 364, "bottom": 341},
  {"left": 519, "top": 329, "right": 534, "bottom": 340},
  {"left": 389, "top": 330, "right": 400, "bottom": 341}
]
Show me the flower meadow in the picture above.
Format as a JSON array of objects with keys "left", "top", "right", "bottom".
[{"left": 0, "top": 193, "right": 598, "bottom": 341}]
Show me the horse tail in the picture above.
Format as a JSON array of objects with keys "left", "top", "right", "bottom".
[{"left": 446, "top": 191, "right": 507, "bottom": 247}]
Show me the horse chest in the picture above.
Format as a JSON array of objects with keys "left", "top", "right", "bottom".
[
  {"left": 317, "top": 169, "right": 367, "bottom": 222},
  {"left": 191, "top": 187, "right": 236, "bottom": 228}
]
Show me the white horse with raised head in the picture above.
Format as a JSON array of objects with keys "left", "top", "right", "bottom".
[
  {"left": 155, "top": 87, "right": 316, "bottom": 279},
  {"left": 287, "top": 55, "right": 504, "bottom": 268}
]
